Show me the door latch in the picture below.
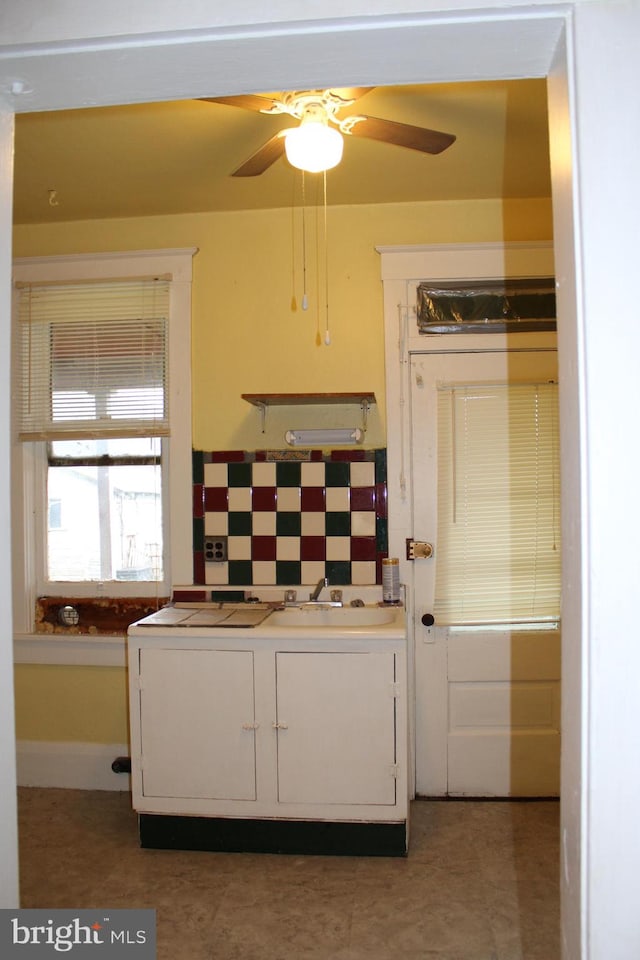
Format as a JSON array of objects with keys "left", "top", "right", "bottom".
[{"left": 406, "top": 539, "right": 433, "bottom": 560}]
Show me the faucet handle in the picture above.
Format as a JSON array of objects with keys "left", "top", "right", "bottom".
[{"left": 330, "top": 589, "right": 343, "bottom": 603}]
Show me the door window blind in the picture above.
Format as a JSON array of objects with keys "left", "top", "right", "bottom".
[
  {"left": 16, "top": 278, "right": 170, "bottom": 440},
  {"left": 434, "top": 381, "right": 561, "bottom": 625}
]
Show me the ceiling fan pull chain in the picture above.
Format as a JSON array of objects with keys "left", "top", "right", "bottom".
[
  {"left": 323, "top": 170, "right": 331, "bottom": 346},
  {"left": 290, "top": 173, "right": 298, "bottom": 311},
  {"left": 301, "top": 170, "right": 309, "bottom": 311}
]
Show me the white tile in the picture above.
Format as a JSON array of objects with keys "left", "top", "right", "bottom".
[
  {"left": 301, "top": 512, "right": 325, "bottom": 536},
  {"left": 252, "top": 512, "right": 276, "bottom": 536},
  {"left": 325, "top": 487, "right": 350, "bottom": 512},
  {"left": 277, "top": 537, "right": 301, "bottom": 561},
  {"left": 228, "top": 487, "right": 252, "bottom": 512},
  {"left": 204, "top": 513, "right": 228, "bottom": 536},
  {"left": 203, "top": 462, "right": 228, "bottom": 487},
  {"left": 301, "top": 461, "right": 325, "bottom": 486},
  {"left": 252, "top": 461, "right": 276, "bottom": 486},
  {"left": 351, "top": 510, "right": 376, "bottom": 536},
  {"left": 350, "top": 461, "right": 375, "bottom": 487},
  {"left": 252, "top": 561, "right": 276, "bottom": 584},
  {"left": 205, "top": 562, "right": 229, "bottom": 585},
  {"left": 326, "top": 536, "right": 351, "bottom": 561},
  {"left": 301, "top": 561, "right": 326, "bottom": 585},
  {"left": 351, "top": 561, "right": 377, "bottom": 585},
  {"left": 227, "top": 536, "right": 252, "bottom": 561},
  {"left": 277, "top": 487, "right": 301, "bottom": 511}
]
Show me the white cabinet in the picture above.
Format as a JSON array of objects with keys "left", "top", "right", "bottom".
[
  {"left": 137, "top": 648, "right": 257, "bottom": 801},
  {"left": 275, "top": 651, "right": 397, "bottom": 806},
  {"left": 128, "top": 632, "right": 407, "bottom": 838}
]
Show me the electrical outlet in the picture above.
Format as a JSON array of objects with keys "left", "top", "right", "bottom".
[{"left": 204, "top": 536, "right": 228, "bottom": 563}]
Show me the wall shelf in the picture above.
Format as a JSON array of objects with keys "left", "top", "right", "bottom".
[{"left": 241, "top": 393, "right": 376, "bottom": 434}]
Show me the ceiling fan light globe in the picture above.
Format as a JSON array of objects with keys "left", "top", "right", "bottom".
[{"left": 284, "top": 123, "right": 343, "bottom": 173}]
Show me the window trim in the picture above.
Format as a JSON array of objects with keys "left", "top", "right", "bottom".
[{"left": 12, "top": 248, "right": 196, "bottom": 651}]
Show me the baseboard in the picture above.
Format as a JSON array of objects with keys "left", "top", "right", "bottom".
[{"left": 16, "top": 740, "right": 131, "bottom": 791}]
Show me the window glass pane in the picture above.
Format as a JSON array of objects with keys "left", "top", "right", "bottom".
[{"left": 47, "top": 441, "right": 163, "bottom": 582}]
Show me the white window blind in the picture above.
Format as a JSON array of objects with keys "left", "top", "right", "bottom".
[
  {"left": 434, "top": 381, "right": 561, "bottom": 625},
  {"left": 16, "top": 278, "right": 170, "bottom": 440}
]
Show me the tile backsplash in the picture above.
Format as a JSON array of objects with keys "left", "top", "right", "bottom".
[{"left": 192, "top": 449, "right": 388, "bottom": 586}]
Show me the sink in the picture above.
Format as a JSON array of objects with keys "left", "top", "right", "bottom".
[{"left": 267, "top": 605, "right": 398, "bottom": 628}]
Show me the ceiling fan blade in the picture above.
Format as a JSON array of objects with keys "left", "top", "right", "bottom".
[
  {"left": 232, "top": 131, "right": 288, "bottom": 177},
  {"left": 199, "top": 94, "right": 278, "bottom": 113},
  {"left": 330, "top": 87, "right": 376, "bottom": 102},
  {"left": 348, "top": 116, "right": 456, "bottom": 155}
]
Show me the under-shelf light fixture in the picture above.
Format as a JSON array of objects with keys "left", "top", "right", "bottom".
[{"left": 285, "top": 427, "right": 363, "bottom": 447}]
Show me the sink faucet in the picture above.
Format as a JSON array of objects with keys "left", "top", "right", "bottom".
[{"left": 309, "top": 577, "right": 328, "bottom": 602}]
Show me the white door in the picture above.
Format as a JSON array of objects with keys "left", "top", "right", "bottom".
[
  {"left": 410, "top": 350, "right": 561, "bottom": 797},
  {"left": 138, "top": 648, "right": 257, "bottom": 801},
  {"left": 275, "top": 651, "right": 397, "bottom": 806}
]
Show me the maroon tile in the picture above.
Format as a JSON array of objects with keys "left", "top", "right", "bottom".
[
  {"left": 173, "top": 589, "right": 208, "bottom": 602},
  {"left": 193, "top": 551, "right": 205, "bottom": 584},
  {"left": 351, "top": 537, "right": 377, "bottom": 561},
  {"left": 204, "top": 487, "right": 229, "bottom": 511},
  {"left": 329, "top": 449, "right": 367, "bottom": 461},
  {"left": 252, "top": 486, "right": 277, "bottom": 511},
  {"left": 193, "top": 483, "right": 204, "bottom": 518},
  {"left": 376, "top": 482, "right": 388, "bottom": 519},
  {"left": 300, "top": 536, "right": 326, "bottom": 561},
  {"left": 209, "top": 450, "right": 246, "bottom": 463},
  {"left": 301, "top": 487, "right": 326, "bottom": 512},
  {"left": 350, "top": 486, "right": 376, "bottom": 511},
  {"left": 251, "top": 536, "right": 277, "bottom": 561},
  {"left": 310, "top": 450, "right": 324, "bottom": 461}
]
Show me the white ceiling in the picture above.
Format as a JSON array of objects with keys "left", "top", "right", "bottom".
[{"left": 12, "top": 79, "right": 550, "bottom": 224}]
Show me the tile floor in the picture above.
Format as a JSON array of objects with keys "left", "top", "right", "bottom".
[{"left": 17, "top": 788, "right": 560, "bottom": 960}]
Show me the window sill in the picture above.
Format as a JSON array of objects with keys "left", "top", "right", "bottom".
[{"left": 14, "top": 632, "right": 126, "bottom": 667}]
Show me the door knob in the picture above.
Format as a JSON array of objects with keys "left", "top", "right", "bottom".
[{"left": 421, "top": 613, "right": 435, "bottom": 627}]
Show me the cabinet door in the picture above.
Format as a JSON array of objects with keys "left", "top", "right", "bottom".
[
  {"left": 138, "top": 648, "right": 256, "bottom": 801},
  {"left": 275, "top": 651, "right": 397, "bottom": 806}
]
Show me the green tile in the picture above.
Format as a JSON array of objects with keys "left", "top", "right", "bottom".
[
  {"left": 325, "top": 461, "right": 350, "bottom": 487},
  {"left": 228, "top": 512, "right": 252, "bottom": 536},
  {"left": 228, "top": 560, "right": 252, "bottom": 585},
  {"left": 376, "top": 517, "right": 388, "bottom": 553},
  {"left": 276, "top": 512, "right": 301, "bottom": 537},
  {"left": 325, "top": 512, "right": 351, "bottom": 536},
  {"left": 228, "top": 462, "right": 252, "bottom": 487},
  {"left": 375, "top": 448, "right": 387, "bottom": 484},
  {"left": 276, "top": 461, "right": 302, "bottom": 487},
  {"left": 276, "top": 561, "right": 301, "bottom": 585},
  {"left": 326, "top": 561, "right": 351, "bottom": 585},
  {"left": 192, "top": 450, "right": 204, "bottom": 484},
  {"left": 192, "top": 516, "right": 204, "bottom": 551}
]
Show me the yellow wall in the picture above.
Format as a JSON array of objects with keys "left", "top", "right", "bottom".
[
  {"left": 12, "top": 195, "right": 553, "bottom": 746},
  {"left": 14, "top": 197, "right": 552, "bottom": 451},
  {"left": 14, "top": 665, "right": 128, "bottom": 743}
]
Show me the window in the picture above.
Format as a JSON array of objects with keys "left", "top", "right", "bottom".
[
  {"left": 16, "top": 277, "right": 169, "bottom": 586},
  {"left": 434, "top": 381, "right": 561, "bottom": 625},
  {"left": 12, "top": 249, "right": 195, "bottom": 629},
  {"left": 47, "top": 438, "right": 163, "bottom": 583}
]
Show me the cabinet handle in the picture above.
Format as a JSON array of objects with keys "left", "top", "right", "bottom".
[
  {"left": 241, "top": 722, "right": 259, "bottom": 730},
  {"left": 272, "top": 721, "right": 288, "bottom": 730}
]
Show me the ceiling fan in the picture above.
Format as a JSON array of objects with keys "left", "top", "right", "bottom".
[{"left": 199, "top": 87, "right": 456, "bottom": 176}]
